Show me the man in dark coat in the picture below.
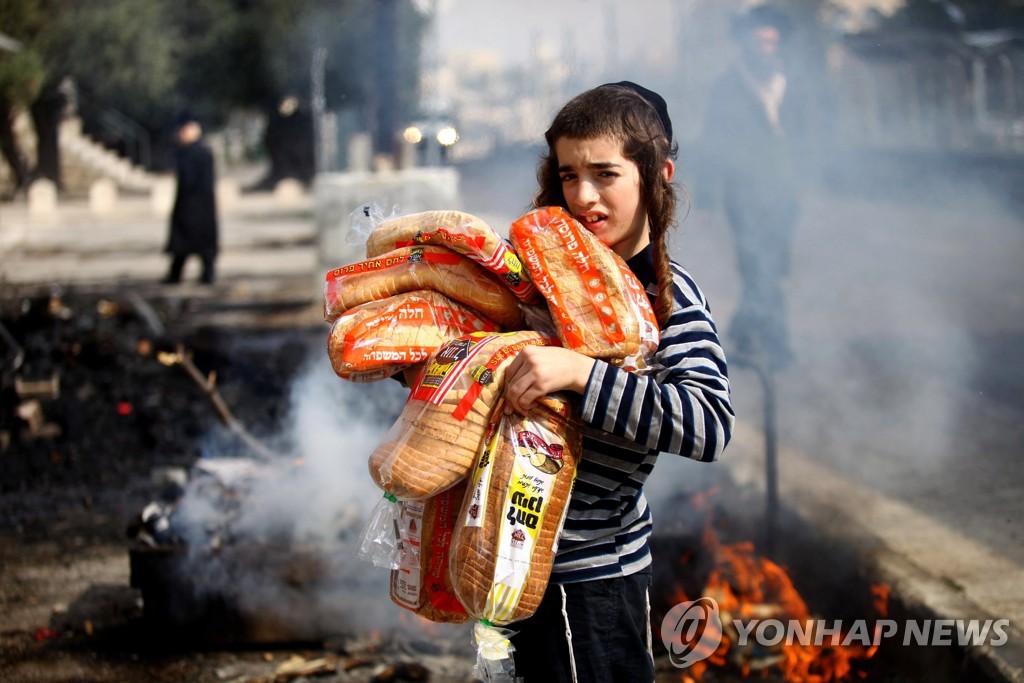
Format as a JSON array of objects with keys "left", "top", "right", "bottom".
[
  {"left": 697, "top": 6, "right": 804, "bottom": 369},
  {"left": 164, "top": 112, "right": 218, "bottom": 284}
]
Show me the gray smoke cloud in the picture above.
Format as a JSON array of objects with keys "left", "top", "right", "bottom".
[
  {"left": 445, "top": 0, "right": 1024, "bottom": 562},
  {"left": 160, "top": 342, "right": 476, "bottom": 643}
]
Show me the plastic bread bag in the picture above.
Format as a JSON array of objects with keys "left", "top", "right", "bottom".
[
  {"left": 357, "top": 492, "right": 402, "bottom": 569},
  {"left": 367, "top": 331, "right": 558, "bottom": 500},
  {"left": 327, "top": 290, "right": 501, "bottom": 382},
  {"left": 509, "top": 206, "right": 660, "bottom": 372},
  {"left": 448, "top": 394, "right": 581, "bottom": 626},
  {"left": 473, "top": 620, "right": 522, "bottom": 683},
  {"left": 323, "top": 245, "right": 524, "bottom": 329},
  {"left": 345, "top": 202, "right": 397, "bottom": 248},
  {"left": 363, "top": 209, "right": 540, "bottom": 304},
  {"left": 390, "top": 480, "right": 470, "bottom": 623}
]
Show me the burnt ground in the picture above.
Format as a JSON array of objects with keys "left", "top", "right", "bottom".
[
  {"left": 0, "top": 282, "right": 491, "bottom": 682},
  {"left": 0, "top": 283, "right": 339, "bottom": 681}
]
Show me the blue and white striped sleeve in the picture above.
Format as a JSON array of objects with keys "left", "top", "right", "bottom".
[{"left": 578, "top": 266, "right": 734, "bottom": 462}]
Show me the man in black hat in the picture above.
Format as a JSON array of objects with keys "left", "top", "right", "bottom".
[
  {"left": 163, "top": 111, "right": 219, "bottom": 285},
  {"left": 697, "top": 5, "right": 803, "bottom": 370}
]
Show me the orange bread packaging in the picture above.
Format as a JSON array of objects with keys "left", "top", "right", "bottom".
[
  {"left": 391, "top": 480, "right": 470, "bottom": 623},
  {"left": 327, "top": 291, "right": 500, "bottom": 382},
  {"left": 509, "top": 206, "right": 659, "bottom": 371},
  {"left": 364, "top": 210, "right": 540, "bottom": 304},
  {"left": 449, "top": 395, "right": 581, "bottom": 625},
  {"left": 323, "top": 245, "right": 523, "bottom": 329},
  {"left": 368, "top": 330, "right": 557, "bottom": 500}
]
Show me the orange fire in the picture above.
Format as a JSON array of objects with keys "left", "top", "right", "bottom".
[{"left": 670, "top": 497, "right": 888, "bottom": 682}]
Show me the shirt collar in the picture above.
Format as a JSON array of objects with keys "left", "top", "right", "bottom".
[{"left": 626, "top": 244, "right": 658, "bottom": 296}]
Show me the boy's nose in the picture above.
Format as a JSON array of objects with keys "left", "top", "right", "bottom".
[{"left": 577, "top": 180, "right": 599, "bottom": 205}]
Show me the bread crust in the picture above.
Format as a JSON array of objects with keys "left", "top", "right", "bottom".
[
  {"left": 368, "top": 331, "right": 555, "bottom": 499},
  {"left": 448, "top": 396, "right": 581, "bottom": 625},
  {"left": 324, "top": 245, "right": 524, "bottom": 329},
  {"left": 509, "top": 206, "right": 659, "bottom": 370},
  {"left": 327, "top": 291, "right": 500, "bottom": 382},
  {"left": 365, "top": 210, "right": 539, "bottom": 304}
]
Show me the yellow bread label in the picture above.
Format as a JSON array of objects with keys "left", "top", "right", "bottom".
[{"left": 477, "top": 410, "right": 569, "bottom": 623}]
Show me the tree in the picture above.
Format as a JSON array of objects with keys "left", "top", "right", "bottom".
[
  {"left": 0, "top": 0, "right": 427, "bottom": 194},
  {"left": 34, "top": 0, "right": 179, "bottom": 186},
  {"left": 0, "top": 0, "right": 48, "bottom": 191}
]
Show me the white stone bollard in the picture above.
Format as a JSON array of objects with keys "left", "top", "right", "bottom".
[
  {"left": 273, "top": 178, "right": 306, "bottom": 207},
  {"left": 347, "top": 133, "right": 373, "bottom": 172},
  {"left": 216, "top": 178, "right": 240, "bottom": 212},
  {"left": 314, "top": 167, "right": 461, "bottom": 271},
  {"left": 89, "top": 178, "right": 119, "bottom": 215},
  {"left": 150, "top": 176, "right": 176, "bottom": 216},
  {"left": 27, "top": 179, "right": 58, "bottom": 220}
]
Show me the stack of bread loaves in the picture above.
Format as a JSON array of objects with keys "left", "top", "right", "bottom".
[
  {"left": 326, "top": 208, "right": 659, "bottom": 629},
  {"left": 324, "top": 212, "right": 531, "bottom": 383}
]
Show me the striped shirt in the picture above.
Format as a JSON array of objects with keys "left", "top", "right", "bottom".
[{"left": 551, "top": 245, "right": 734, "bottom": 583}]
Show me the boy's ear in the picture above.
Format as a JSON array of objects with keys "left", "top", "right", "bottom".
[{"left": 663, "top": 159, "right": 675, "bottom": 183}]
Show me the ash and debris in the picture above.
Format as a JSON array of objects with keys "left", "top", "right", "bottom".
[{"left": 0, "top": 283, "right": 480, "bottom": 682}]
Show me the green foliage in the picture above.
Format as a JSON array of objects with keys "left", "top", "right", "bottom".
[
  {"left": 2, "top": 0, "right": 427, "bottom": 147},
  {"left": 35, "top": 0, "right": 179, "bottom": 121},
  {"left": 0, "top": 48, "right": 44, "bottom": 106},
  {"left": 0, "top": 0, "right": 51, "bottom": 107},
  {"left": 164, "top": 0, "right": 426, "bottom": 128}
]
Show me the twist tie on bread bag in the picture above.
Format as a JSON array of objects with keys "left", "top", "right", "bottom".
[
  {"left": 357, "top": 492, "right": 402, "bottom": 569},
  {"left": 473, "top": 620, "right": 521, "bottom": 683}
]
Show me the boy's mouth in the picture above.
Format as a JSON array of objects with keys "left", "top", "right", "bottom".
[{"left": 578, "top": 213, "right": 607, "bottom": 227}]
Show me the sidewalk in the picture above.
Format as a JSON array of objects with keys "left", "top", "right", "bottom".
[{"left": 0, "top": 189, "right": 324, "bottom": 329}]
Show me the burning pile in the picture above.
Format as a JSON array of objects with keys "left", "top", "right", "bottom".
[{"left": 664, "top": 490, "right": 889, "bottom": 682}]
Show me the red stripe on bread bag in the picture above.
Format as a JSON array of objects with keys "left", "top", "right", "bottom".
[
  {"left": 396, "top": 226, "right": 538, "bottom": 304},
  {"left": 451, "top": 335, "right": 556, "bottom": 421},
  {"left": 512, "top": 207, "right": 627, "bottom": 349},
  {"left": 426, "top": 485, "right": 467, "bottom": 615}
]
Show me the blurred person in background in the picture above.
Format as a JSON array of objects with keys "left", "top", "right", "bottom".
[
  {"left": 697, "top": 5, "right": 803, "bottom": 370},
  {"left": 163, "top": 111, "right": 219, "bottom": 285}
]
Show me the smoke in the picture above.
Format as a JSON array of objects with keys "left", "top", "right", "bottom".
[
  {"left": 445, "top": 0, "right": 1024, "bottom": 557},
  {"left": 157, "top": 339, "right": 469, "bottom": 639}
]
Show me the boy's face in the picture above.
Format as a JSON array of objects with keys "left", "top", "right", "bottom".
[{"left": 554, "top": 134, "right": 649, "bottom": 260}]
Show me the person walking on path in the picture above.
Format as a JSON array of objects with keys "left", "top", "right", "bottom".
[{"left": 163, "top": 112, "right": 218, "bottom": 285}]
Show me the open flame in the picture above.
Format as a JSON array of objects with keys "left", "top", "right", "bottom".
[{"left": 670, "top": 492, "right": 888, "bottom": 682}]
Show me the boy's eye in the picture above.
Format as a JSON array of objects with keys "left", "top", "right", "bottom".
[{"left": 559, "top": 173, "right": 576, "bottom": 182}]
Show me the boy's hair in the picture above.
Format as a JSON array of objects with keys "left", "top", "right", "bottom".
[{"left": 534, "top": 83, "right": 680, "bottom": 326}]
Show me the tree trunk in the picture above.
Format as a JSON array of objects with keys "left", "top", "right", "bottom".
[
  {"left": 30, "top": 88, "right": 65, "bottom": 190},
  {"left": 0, "top": 99, "right": 30, "bottom": 192},
  {"left": 372, "top": 0, "right": 398, "bottom": 157}
]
